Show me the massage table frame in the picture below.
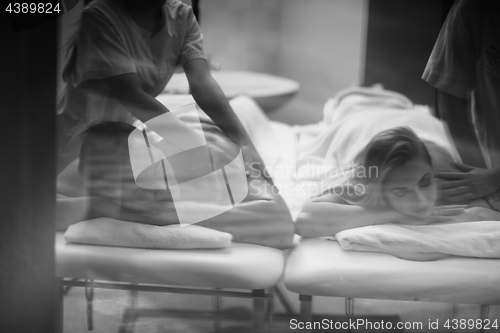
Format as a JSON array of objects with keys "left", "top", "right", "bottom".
[
  {"left": 297, "top": 295, "right": 491, "bottom": 333},
  {"left": 55, "top": 278, "right": 275, "bottom": 333},
  {"left": 285, "top": 239, "right": 499, "bottom": 333},
  {"left": 54, "top": 230, "right": 287, "bottom": 333}
]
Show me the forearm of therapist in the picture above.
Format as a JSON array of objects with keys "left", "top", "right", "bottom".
[
  {"left": 437, "top": 90, "right": 486, "bottom": 168},
  {"left": 100, "top": 73, "right": 171, "bottom": 122},
  {"left": 183, "top": 59, "right": 252, "bottom": 146}
]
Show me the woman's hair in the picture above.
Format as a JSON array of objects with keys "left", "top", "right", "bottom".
[{"left": 341, "top": 126, "right": 432, "bottom": 207}]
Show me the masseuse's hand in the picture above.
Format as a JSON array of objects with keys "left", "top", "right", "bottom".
[
  {"left": 449, "top": 206, "right": 500, "bottom": 223},
  {"left": 185, "top": 59, "right": 275, "bottom": 188},
  {"left": 435, "top": 163, "right": 500, "bottom": 203},
  {"left": 239, "top": 141, "right": 275, "bottom": 186}
]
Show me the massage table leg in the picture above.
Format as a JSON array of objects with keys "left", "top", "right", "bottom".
[
  {"left": 212, "top": 289, "right": 222, "bottom": 332},
  {"left": 265, "top": 287, "right": 275, "bottom": 333},
  {"left": 275, "top": 283, "right": 296, "bottom": 316},
  {"left": 299, "top": 294, "right": 313, "bottom": 332},
  {"left": 85, "top": 280, "right": 94, "bottom": 331},
  {"left": 480, "top": 304, "right": 490, "bottom": 333},
  {"left": 345, "top": 298, "right": 355, "bottom": 333},
  {"left": 252, "top": 289, "right": 266, "bottom": 332},
  {"left": 118, "top": 286, "right": 139, "bottom": 333}
]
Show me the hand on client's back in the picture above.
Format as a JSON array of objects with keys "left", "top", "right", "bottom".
[
  {"left": 435, "top": 163, "right": 500, "bottom": 203},
  {"left": 450, "top": 206, "right": 500, "bottom": 223}
]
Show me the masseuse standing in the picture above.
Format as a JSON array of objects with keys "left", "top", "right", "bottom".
[
  {"left": 423, "top": 0, "right": 500, "bottom": 206},
  {"left": 58, "top": 0, "right": 269, "bottom": 182}
]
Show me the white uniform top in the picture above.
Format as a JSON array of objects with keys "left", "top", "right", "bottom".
[{"left": 58, "top": 0, "right": 205, "bottom": 145}]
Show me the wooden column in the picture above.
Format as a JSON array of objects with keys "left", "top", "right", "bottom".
[{"left": 0, "top": 11, "right": 57, "bottom": 333}]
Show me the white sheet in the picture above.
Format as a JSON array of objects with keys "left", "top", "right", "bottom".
[{"left": 296, "top": 86, "right": 460, "bottom": 182}]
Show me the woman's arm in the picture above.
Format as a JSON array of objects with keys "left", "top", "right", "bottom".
[
  {"left": 295, "top": 194, "right": 463, "bottom": 237},
  {"left": 183, "top": 59, "right": 249, "bottom": 146},
  {"left": 196, "top": 177, "right": 295, "bottom": 249},
  {"left": 57, "top": 178, "right": 294, "bottom": 248},
  {"left": 56, "top": 195, "right": 122, "bottom": 231},
  {"left": 56, "top": 193, "right": 180, "bottom": 231},
  {"left": 183, "top": 59, "right": 273, "bottom": 184},
  {"left": 295, "top": 194, "right": 401, "bottom": 237}
]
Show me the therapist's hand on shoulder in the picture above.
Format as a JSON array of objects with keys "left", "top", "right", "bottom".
[{"left": 435, "top": 163, "right": 500, "bottom": 202}]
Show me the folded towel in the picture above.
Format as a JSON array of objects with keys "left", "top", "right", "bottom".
[
  {"left": 335, "top": 221, "right": 500, "bottom": 260},
  {"left": 65, "top": 218, "right": 232, "bottom": 249}
]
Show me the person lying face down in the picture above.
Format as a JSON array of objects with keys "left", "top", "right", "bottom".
[
  {"left": 341, "top": 127, "right": 437, "bottom": 219},
  {"left": 57, "top": 122, "right": 294, "bottom": 249},
  {"left": 296, "top": 126, "right": 500, "bottom": 238}
]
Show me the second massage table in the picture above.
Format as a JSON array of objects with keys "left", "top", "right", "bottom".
[{"left": 284, "top": 238, "right": 500, "bottom": 331}]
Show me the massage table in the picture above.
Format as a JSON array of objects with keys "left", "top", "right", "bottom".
[
  {"left": 284, "top": 238, "right": 500, "bottom": 332},
  {"left": 55, "top": 232, "right": 285, "bottom": 332},
  {"left": 280, "top": 87, "right": 500, "bottom": 331},
  {"left": 54, "top": 95, "right": 300, "bottom": 332}
]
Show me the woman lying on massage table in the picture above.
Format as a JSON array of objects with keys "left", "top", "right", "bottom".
[
  {"left": 56, "top": 122, "right": 294, "bottom": 249},
  {"left": 296, "top": 126, "right": 500, "bottom": 239}
]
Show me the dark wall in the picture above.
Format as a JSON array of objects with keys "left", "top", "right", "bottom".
[
  {"left": 0, "top": 12, "right": 57, "bottom": 333},
  {"left": 364, "top": 0, "right": 453, "bottom": 107}
]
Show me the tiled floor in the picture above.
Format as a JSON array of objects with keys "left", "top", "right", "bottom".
[{"left": 62, "top": 285, "right": 500, "bottom": 333}]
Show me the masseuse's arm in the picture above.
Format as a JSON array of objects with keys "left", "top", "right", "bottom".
[
  {"left": 184, "top": 59, "right": 273, "bottom": 185},
  {"left": 437, "top": 90, "right": 485, "bottom": 168},
  {"left": 183, "top": 59, "right": 249, "bottom": 147},
  {"left": 295, "top": 194, "right": 401, "bottom": 237}
]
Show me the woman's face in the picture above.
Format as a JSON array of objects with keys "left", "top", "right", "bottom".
[{"left": 383, "top": 159, "right": 437, "bottom": 219}]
